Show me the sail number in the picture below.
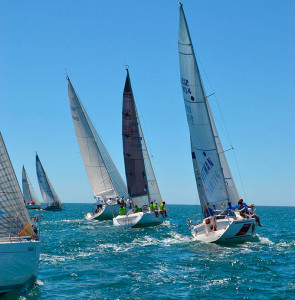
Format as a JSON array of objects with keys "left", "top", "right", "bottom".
[{"left": 181, "top": 78, "right": 189, "bottom": 86}]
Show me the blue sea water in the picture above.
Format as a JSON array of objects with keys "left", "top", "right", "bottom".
[{"left": 2, "top": 204, "right": 294, "bottom": 300}]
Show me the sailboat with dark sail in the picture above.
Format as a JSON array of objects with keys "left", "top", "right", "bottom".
[
  {"left": 36, "top": 154, "right": 63, "bottom": 211},
  {"left": 113, "top": 70, "right": 166, "bottom": 228},
  {"left": 178, "top": 3, "right": 258, "bottom": 243}
]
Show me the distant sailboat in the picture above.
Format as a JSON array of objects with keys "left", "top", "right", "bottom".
[
  {"left": 67, "top": 76, "right": 128, "bottom": 220},
  {"left": 113, "top": 70, "right": 166, "bottom": 228},
  {"left": 0, "top": 133, "right": 41, "bottom": 293},
  {"left": 36, "top": 154, "right": 63, "bottom": 211},
  {"left": 178, "top": 3, "right": 258, "bottom": 243},
  {"left": 22, "top": 166, "right": 41, "bottom": 209}
]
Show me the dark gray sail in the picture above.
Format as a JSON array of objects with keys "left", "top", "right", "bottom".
[{"left": 122, "top": 70, "right": 148, "bottom": 197}]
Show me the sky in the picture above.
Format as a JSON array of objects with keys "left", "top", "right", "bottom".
[{"left": 0, "top": 0, "right": 293, "bottom": 206}]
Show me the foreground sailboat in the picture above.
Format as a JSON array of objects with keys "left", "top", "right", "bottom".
[
  {"left": 67, "top": 77, "right": 128, "bottom": 220},
  {"left": 0, "top": 133, "right": 41, "bottom": 293},
  {"left": 113, "top": 70, "right": 165, "bottom": 228},
  {"left": 178, "top": 4, "right": 258, "bottom": 243},
  {"left": 22, "top": 166, "right": 41, "bottom": 210},
  {"left": 36, "top": 154, "right": 63, "bottom": 211}
]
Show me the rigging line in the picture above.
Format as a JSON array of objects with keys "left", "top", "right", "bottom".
[{"left": 195, "top": 53, "right": 248, "bottom": 200}]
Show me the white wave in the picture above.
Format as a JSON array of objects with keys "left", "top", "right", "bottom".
[
  {"left": 35, "top": 279, "right": 44, "bottom": 286},
  {"left": 258, "top": 235, "right": 274, "bottom": 245}
]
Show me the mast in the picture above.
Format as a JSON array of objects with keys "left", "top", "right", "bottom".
[
  {"left": 122, "top": 70, "right": 162, "bottom": 208},
  {"left": 22, "top": 166, "right": 41, "bottom": 205},
  {"left": 36, "top": 154, "right": 62, "bottom": 206},
  {"left": 178, "top": 4, "right": 230, "bottom": 215},
  {"left": 0, "top": 133, "right": 32, "bottom": 238},
  {"left": 67, "top": 77, "right": 128, "bottom": 199}
]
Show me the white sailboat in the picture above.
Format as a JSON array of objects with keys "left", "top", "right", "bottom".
[
  {"left": 0, "top": 133, "right": 41, "bottom": 293},
  {"left": 178, "top": 3, "right": 258, "bottom": 243},
  {"left": 67, "top": 77, "right": 128, "bottom": 220},
  {"left": 36, "top": 154, "right": 63, "bottom": 211},
  {"left": 22, "top": 166, "right": 41, "bottom": 210},
  {"left": 113, "top": 70, "right": 166, "bottom": 228}
]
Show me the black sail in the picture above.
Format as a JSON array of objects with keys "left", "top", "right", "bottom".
[{"left": 122, "top": 70, "right": 148, "bottom": 197}]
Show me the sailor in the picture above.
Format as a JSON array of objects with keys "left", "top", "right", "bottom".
[
  {"left": 222, "top": 201, "right": 236, "bottom": 217},
  {"left": 149, "top": 201, "right": 154, "bottom": 212},
  {"left": 135, "top": 205, "right": 141, "bottom": 213},
  {"left": 120, "top": 196, "right": 126, "bottom": 207},
  {"left": 160, "top": 201, "right": 167, "bottom": 217},
  {"left": 116, "top": 196, "right": 120, "bottom": 204},
  {"left": 119, "top": 204, "right": 126, "bottom": 215},
  {"left": 235, "top": 199, "right": 247, "bottom": 218},
  {"left": 126, "top": 198, "right": 132, "bottom": 209},
  {"left": 106, "top": 198, "right": 112, "bottom": 205},
  {"left": 96, "top": 196, "right": 103, "bottom": 212},
  {"left": 203, "top": 203, "right": 214, "bottom": 218},
  {"left": 203, "top": 203, "right": 216, "bottom": 231},
  {"left": 153, "top": 202, "right": 159, "bottom": 217}
]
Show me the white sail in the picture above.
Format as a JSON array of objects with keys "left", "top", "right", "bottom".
[
  {"left": 22, "top": 166, "right": 41, "bottom": 205},
  {"left": 67, "top": 77, "right": 128, "bottom": 199},
  {"left": 36, "top": 154, "right": 62, "bottom": 206},
  {"left": 178, "top": 4, "right": 230, "bottom": 212},
  {"left": 0, "top": 133, "right": 32, "bottom": 238}
]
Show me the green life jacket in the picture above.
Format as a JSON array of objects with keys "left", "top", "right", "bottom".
[
  {"left": 153, "top": 204, "right": 158, "bottom": 210},
  {"left": 150, "top": 204, "right": 154, "bottom": 211},
  {"left": 160, "top": 203, "right": 164, "bottom": 210},
  {"left": 119, "top": 207, "right": 126, "bottom": 215},
  {"left": 136, "top": 207, "right": 140, "bottom": 212}
]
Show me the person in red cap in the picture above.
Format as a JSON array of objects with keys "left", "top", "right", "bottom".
[{"left": 235, "top": 198, "right": 263, "bottom": 226}]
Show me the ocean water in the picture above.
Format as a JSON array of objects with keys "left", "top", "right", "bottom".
[{"left": 2, "top": 204, "right": 294, "bottom": 300}]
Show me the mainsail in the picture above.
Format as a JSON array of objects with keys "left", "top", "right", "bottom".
[
  {"left": 122, "top": 70, "right": 162, "bottom": 208},
  {"left": 22, "top": 166, "right": 41, "bottom": 205},
  {"left": 0, "top": 133, "right": 32, "bottom": 238},
  {"left": 67, "top": 77, "right": 128, "bottom": 199},
  {"left": 36, "top": 154, "right": 62, "bottom": 206},
  {"left": 178, "top": 4, "right": 238, "bottom": 214}
]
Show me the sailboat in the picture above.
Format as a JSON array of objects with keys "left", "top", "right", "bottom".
[
  {"left": 178, "top": 3, "right": 258, "bottom": 243},
  {"left": 113, "top": 70, "right": 165, "bottom": 228},
  {"left": 0, "top": 133, "right": 41, "bottom": 293},
  {"left": 22, "top": 166, "right": 41, "bottom": 210},
  {"left": 67, "top": 76, "right": 129, "bottom": 221},
  {"left": 36, "top": 154, "right": 63, "bottom": 211}
]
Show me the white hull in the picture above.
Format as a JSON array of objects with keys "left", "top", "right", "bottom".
[
  {"left": 85, "top": 204, "right": 120, "bottom": 221},
  {"left": 0, "top": 239, "right": 41, "bottom": 293},
  {"left": 26, "top": 205, "right": 40, "bottom": 210},
  {"left": 191, "top": 216, "right": 257, "bottom": 243},
  {"left": 113, "top": 211, "right": 164, "bottom": 228}
]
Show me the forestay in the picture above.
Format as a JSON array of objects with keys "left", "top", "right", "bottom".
[
  {"left": 178, "top": 4, "right": 230, "bottom": 212},
  {"left": 36, "top": 154, "right": 62, "bottom": 206},
  {"left": 0, "top": 133, "right": 32, "bottom": 238},
  {"left": 122, "top": 70, "right": 162, "bottom": 208},
  {"left": 22, "top": 166, "right": 41, "bottom": 205},
  {"left": 67, "top": 77, "right": 128, "bottom": 199}
]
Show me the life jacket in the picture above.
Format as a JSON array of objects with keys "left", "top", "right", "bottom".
[
  {"left": 150, "top": 204, "right": 154, "bottom": 211},
  {"left": 119, "top": 207, "right": 126, "bottom": 215}
]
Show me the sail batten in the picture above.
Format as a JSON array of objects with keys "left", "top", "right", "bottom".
[
  {"left": 178, "top": 5, "right": 233, "bottom": 215},
  {"left": 67, "top": 77, "right": 128, "bottom": 199},
  {"left": 122, "top": 71, "right": 162, "bottom": 208}
]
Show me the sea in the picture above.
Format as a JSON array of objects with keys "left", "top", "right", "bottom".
[{"left": 2, "top": 204, "right": 294, "bottom": 300}]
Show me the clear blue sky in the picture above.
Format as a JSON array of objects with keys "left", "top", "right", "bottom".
[{"left": 0, "top": 1, "right": 293, "bottom": 206}]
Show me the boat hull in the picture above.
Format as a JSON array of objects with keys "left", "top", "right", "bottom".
[
  {"left": 113, "top": 211, "right": 164, "bottom": 228},
  {"left": 44, "top": 205, "right": 63, "bottom": 211},
  {"left": 191, "top": 216, "right": 257, "bottom": 243},
  {"left": 26, "top": 205, "right": 40, "bottom": 210},
  {"left": 85, "top": 204, "right": 120, "bottom": 221},
  {"left": 0, "top": 240, "right": 41, "bottom": 293}
]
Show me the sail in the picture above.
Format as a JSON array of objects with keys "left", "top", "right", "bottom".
[
  {"left": 22, "top": 166, "right": 41, "bottom": 205},
  {"left": 0, "top": 133, "right": 32, "bottom": 238},
  {"left": 67, "top": 77, "right": 128, "bottom": 199},
  {"left": 123, "top": 70, "right": 162, "bottom": 208},
  {"left": 178, "top": 4, "right": 229, "bottom": 213},
  {"left": 207, "top": 105, "right": 239, "bottom": 206},
  {"left": 36, "top": 154, "right": 62, "bottom": 206}
]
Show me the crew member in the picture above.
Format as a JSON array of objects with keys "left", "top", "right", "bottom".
[
  {"left": 150, "top": 202, "right": 154, "bottom": 212},
  {"left": 160, "top": 201, "right": 167, "bottom": 217},
  {"left": 119, "top": 204, "right": 126, "bottom": 215}
]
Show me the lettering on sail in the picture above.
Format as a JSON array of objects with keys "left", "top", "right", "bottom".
[
  {"left": 200, "top": 157, "right": 214, "bottom": 183},
  {"left": 123, "top": 125, "right": 132, "bottom": 137}
]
